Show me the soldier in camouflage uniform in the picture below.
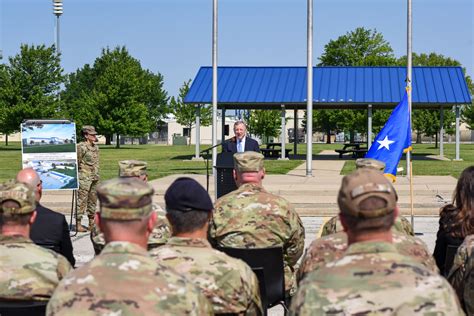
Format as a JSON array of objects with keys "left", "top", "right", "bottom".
[
  {"left": 0, "top": 180, "right": 72, "bottom": 301},
  {"left": 150, "top": 177, "right": 263, "bottom": 315},
  {"left": 47, "top": 177, "right": 211, "bottom": 315},
  {"left": 290, "top": 168, "right": 463, "bottom": 315},
  {"left": 90, "top": 160, "right": 170, "bottom": 254},
  {"left": 448, "top": 235, "right": 474, "bottom": 314},
  {"left": 209, "top": 151, "right": 305, "bottom": 296},
  {"left": 77, "top": 125, "right": 100, "bottom": 232},
  {"left": 297, "top": 229, "right": 438, "bottom": 282}
]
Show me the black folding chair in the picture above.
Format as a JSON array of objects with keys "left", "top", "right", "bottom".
[
  {"left": 218, "top": 246, "right": 287, "bottom": 316},
  {"left": 444, "top": 244, "right": 461, "bottom": 277},
  {"left": 0, "top": 300, "right": 47, "bottom": 316}
]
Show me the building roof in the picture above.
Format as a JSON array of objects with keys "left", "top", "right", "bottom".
[{"left": 184, "top": 66, "right": 472, "bottom": 109}]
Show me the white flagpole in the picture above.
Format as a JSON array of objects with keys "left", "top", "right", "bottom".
[
  {"left": 407, "top": 0, "right": 414, "bottom": 229},
  {"left": 212, "top": 0, "right": 218, "bottom": 197},
  {"left": 306, "top": 0, "right": 313, "bottom": 177}
]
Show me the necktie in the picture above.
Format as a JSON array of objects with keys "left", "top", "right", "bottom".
[{"left": 238, "top": 141, "right": 242, "bottom": 153}]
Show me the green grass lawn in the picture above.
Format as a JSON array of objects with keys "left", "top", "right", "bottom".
[
  {"left": 22, "top": 143, "right": 76, "bottom": 153},
  {"left": 1, "top": 142, "right": 472, "bottom": 182},
  {"left": 341, "top": 143, "right": 474, "bottom": 178}
]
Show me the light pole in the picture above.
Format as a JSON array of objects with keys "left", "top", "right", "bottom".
[{"left": 53, "top": 0, "right": 63, "bottom": 55}]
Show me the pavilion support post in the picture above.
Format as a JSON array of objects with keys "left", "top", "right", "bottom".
[
  {"left": 294, "top": 109, "right": 298, "bottom": 157},
  {"left": 279, "top": 105, "right": 288, "bottom": 160},
  {"left": 455, "top": 105, "right": 462, "bottom": 161},
  {"left": 367, "top": 104, "right": 373, "bottom": 149},
  {"left": 439, "top": 106, "right": 444, "bottom": 158},
  {"left": 193, "top": 105, "right": 202, "bottom": 160},
  {"left": 221, "top": 108, "right": 226, "bottom": 143}
]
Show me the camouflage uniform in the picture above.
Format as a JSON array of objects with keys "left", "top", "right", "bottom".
[
  {"left": 90, "top": 160, "right": 171, "bottom": 254},
  {"left": 297, "top": 230, "right": 438, "bottom": 282},
  {"left": 77, "top": 126, "right": 100, "bottom": 228},
  {"left": 46, "top": 177, "right": 212, "bottom": 315},
  {"left": 210, "top": 152, "right": 305, "bottom": 294},
  {"left": 0, "top": 181, "right": 72, "bottom": 301},
  {"left": 150, "top": 236, "right": 263, "bottom": 315},
  {"left": 291, "top": 168, "right": 463, "bottom": 315},
  {"left": 448, "top": 234, "right": 474, "bottom": 314},
  {"left": 290, "top": 241, "right": 464, "bottom": 315},
  {"left": 320, "top": 214, "right": 414, "bottom": 237}
]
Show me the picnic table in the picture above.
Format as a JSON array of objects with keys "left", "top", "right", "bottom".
[
  {"left": 260, "top": 143, "right": 292, "bottom": 158},
  {"left": 335, "top": 143, "right": 368, "bottom": 159}
]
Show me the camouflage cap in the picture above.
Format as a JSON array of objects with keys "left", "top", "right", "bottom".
[
  {"left": 233, "top": 151, "right": 264, "bottom": 173},
  {"left": 355, "top": 158, "right": 386, "bottom": 172},
  {"left": 97, "top": 177, "right": 154, "bottom": 220},
  {"left": 338, "top": 168, "right": 397, "bottom": 218},
  {"left": 119, "top": 160, "right": 147, "bottom": 177},
  {"left": 82, "top": 125, "right": 97, "bottom": 135},
  {"left": 0, "top": 180, "right": 36, "bottom": 215},
  {"left": 165, "top": 177, "right": 212, "bottom": 213}
]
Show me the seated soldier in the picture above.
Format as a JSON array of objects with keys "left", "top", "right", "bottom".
[
  {"left": 150, "top": 177, "right": 262, "bottom": 315},
  {"left": 448, "top": 234, "right": 474, "bottom": 314},
  {"left": 290, "top": 169, "right": 463, "bottom": 315},
  {"left": 47, "top": 177, "right": 211, "bottom": 315},
  {"left": 209, "top": 152, "right": 305, "bottom": 297},
  {"left": 0, "top": 181, "right": 72, "bottom": 301},
  {"left": 320, "top": 158, "right": 414, "bottom": 237},
  {"left": 91, "top": 160, "right": 170, "bottom": 254}
]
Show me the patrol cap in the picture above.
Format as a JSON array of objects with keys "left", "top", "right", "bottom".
[
  {"left": 97, "top": 177, "right": 154, "bottom": 220},
  {"left": 82, "top": 125, "right": 97, "bottom": 135},
  {"left": 0, "top": 180, "right": 36, "bottom": 215},
  {"left": 233, "top": 151, "right": 264, "bottom": 173},
  {"left": 119, "top": 160, "right": 147, "bottom": 177},
  {"left": 338, "top": 168, "right": 397, "bottom": 219},
  {"left": 355, "top": 158, "right": 386, "bottom": 172},
  {"left": 165, "top": 177, "right": 213, "bottom": 213}
]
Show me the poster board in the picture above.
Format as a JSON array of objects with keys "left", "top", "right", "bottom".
[{"left": 21, "top": 121, "right": 79, "bottom": 190}]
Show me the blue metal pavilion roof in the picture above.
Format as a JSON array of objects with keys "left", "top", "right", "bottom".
[{"left": 184, "top": 66, "right": 472, "bottom": 109}]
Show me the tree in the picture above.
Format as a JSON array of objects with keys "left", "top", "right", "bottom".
[
  {"left": 397, "top": 52, "right": 472, "bottom": 146},
  {"left": 0, "top": 44, "right": 64, "bottom": 145},
  {"left": 170, "top": 80, "right": 212, "bottom": 145},
  {"left": 247, "top": 110, "right": 281, "bottom": 144},
  {"left": 61, "top": 46, "right": 169, "bottom": 147},
  {"left": 318, "top": 27, "right": 397, "bottom": 142}
]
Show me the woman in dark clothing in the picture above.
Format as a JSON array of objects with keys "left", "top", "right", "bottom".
[{"left": 433, "top": 166, "right": 474, "bottom": 275}]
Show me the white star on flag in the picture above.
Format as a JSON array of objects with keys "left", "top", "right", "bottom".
[{"left": 377, "top": 135, "right": 395, "bottom": 151}]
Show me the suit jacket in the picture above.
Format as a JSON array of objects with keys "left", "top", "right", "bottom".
[
  {"left": 222, "top": 136, "right": 260, "bottom": 153},
  {"left": 30, "top": 203, "right": 76, "bottom": 267}
]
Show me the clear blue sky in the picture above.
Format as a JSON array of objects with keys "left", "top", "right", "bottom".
[{"left": 1, "top": 0, "right": 472, "bottom": 98}]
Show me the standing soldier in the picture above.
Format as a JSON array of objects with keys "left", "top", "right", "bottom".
[
  {"left": 210, "top": 151, "right": 305, "bottom": 298},
  {"left": 0, "top": 181, "right": 72, "bottom": 301},
  {"left": 76, "top": 125, "right": 100, "bottom": 232},
  {"left": 47, "top": 177, "right": 211, "bottom": 315}
]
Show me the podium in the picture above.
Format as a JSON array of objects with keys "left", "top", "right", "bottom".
[{"left": 215, "top": 152, "right": 237, "bottom": 199}]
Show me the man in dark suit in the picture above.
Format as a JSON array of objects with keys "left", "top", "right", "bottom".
[
  {"left": 222, "top": 121, "right": 260, "bottom": 153},
  {"left": 16, "top": 168, "right": 76, "bottom": 267}
]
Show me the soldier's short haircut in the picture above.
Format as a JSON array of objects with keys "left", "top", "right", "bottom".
[
  {"left": 341, "top": 196, "right": 395, "bottom": 233},
  {"left": 0, "top": 200, "right": 31, "bottom": 226},
  {"left": 166, "top": 209, "right": 209, "bottom": 234},
  {"left": 100, "top": 215, "right": 150, "bottom": 236}
]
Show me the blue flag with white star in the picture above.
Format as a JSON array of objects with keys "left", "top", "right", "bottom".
[{"left": 365, "top": 91, "right": 412, "bottom": 180}]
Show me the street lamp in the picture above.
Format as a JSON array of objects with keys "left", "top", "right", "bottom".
[{"left": 53, "top": 0, "right": 63, "bottom": 55}]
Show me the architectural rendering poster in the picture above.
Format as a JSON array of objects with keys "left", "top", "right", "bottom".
[{"left": 21, "top": 122, "right": 79, "bottom": 190}]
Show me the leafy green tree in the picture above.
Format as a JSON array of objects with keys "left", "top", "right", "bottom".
[
  {"left": 247, "top": 110, "right": 281, "bottom": 144},
  {"left": 61, "top": 46, "right": 169, "bottom": 147},
  {"left": 463, "top": 104, "right": 474, "bottom": 129},
  {"left": 302, "top": 110, "right": 344, "bottom": 144},
  {"left": 318, "top": 27, "right": 397, "bottom": 142},
  {"left": 170, "top": 80, "right": 212, "bottom": 145},
  {"left": 0, "top": 44, "right": 63, "bottom": 145}
]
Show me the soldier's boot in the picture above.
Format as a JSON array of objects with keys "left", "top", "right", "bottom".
[
  {"left": 76, "top": 217, "right": 87, "bottom": 233},
  {"left": 88, "top": 215, "right": 96, "bottom": 232}
]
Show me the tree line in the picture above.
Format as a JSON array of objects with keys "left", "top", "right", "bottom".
[{"left": 0, "top": 27, "right": 473, "bottom": 147}]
